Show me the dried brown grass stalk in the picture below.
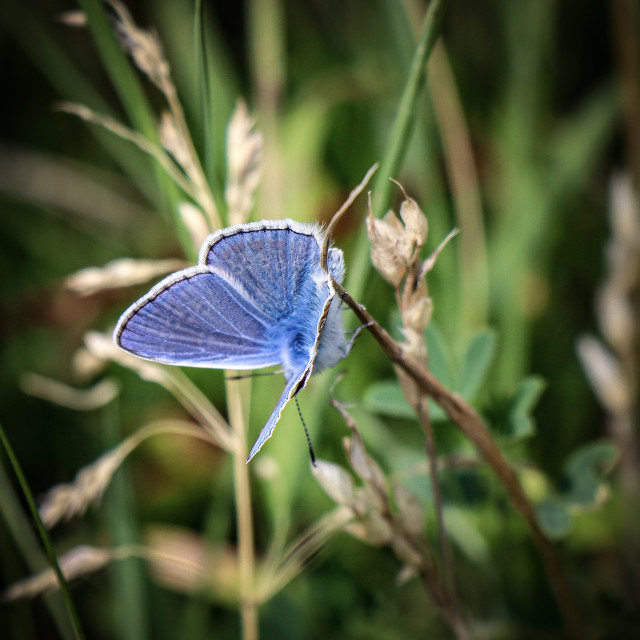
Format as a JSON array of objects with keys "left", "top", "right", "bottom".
[
  {"left": 39, "top": 420, "right": 214, "bottom": 529},
  {"left": 107, "top": 0, "right": 219, "bottom": 227},
  {"left": 315, "top": 401, "right": 471, "bottom": 640},
  {"left": 65, "top": 258, "right": 187, "bottom": 295},
  {"left": 319, "top": 170, "right": 585, "bottom": 640},
  {"left": 226, "top": 100, "right": 263, "bottom": 226},
  {"left": 20, "top": 374, "right": 120, "bottom": 411},
  {"left": 2, "top": 546, "right": 113, "bottom": 602},
  {"left": 57, "top": 102, "right": 198, "bottom": 201},
  {"left": 84, "top": 331, "right": 235, "bottom": 451}
]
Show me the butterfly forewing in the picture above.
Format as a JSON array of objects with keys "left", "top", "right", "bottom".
[{"left": 115, "top": 267, "right": 281, "bottom": 368}]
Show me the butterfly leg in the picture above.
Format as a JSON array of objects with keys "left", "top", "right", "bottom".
[{"left": 343, "top": 321, "right": 372, "bottom": 357}]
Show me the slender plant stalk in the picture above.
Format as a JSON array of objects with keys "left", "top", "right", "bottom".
[
  {"left": 347, "top": 0, "right": 449, "bottom": 298},
  {"left": 0, "top": 423, "right": 86, "bottom": 640},
  {"left": 324, "top": 284, "right": 585, "bottom": 640},
  {"left": 76, "top": 0, "right": 193, "bottom": 254},
  {"left": 428, "top": 42, "right": 489, "bottom": 332},
  {"left": 247, "top": 0, "right": 286, "bottom": 221},
  {"left": 226, "top": 376, "right": 258, "bottom": 640},
  {"left": 194, "top": 0, "right": 217, "bottom": 202},
  {"left": 414, "top": 398, "right": 458, "bottom": 611}
]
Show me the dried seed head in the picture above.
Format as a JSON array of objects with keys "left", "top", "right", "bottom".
[
  {"left": 225, "top": 100, "right": 262, "bottom": 226},
  {"left": 39, "top": 438, "right": 137, "bottom": 528},
  {"left": 367, "top": 211, "right": 407, "bottom": 287},
  {"left": 610, "top": 172, "right": 640, "bottom": 245},
  {"left": 178, "top": 202, "right": 210, "bottom": 252},
  {"left": 399, "top": 197, "right": 428, "bottom": 247},
  {"left": 576, "top": 335, "right": 629, "bottom": 413},
  {"left": 403, "top": 297, "right": 432, "bottom": 334},
  {"left": 597, "top": 287, "right": 636, "bottom": 354},
  {"left": 391, "top": 532, "right": 423, "bottom": 569},
  {"left": 2, "top": 546, "right": 113, "bottom": 602},
  {"left": 392, "top": 481, "right": 425, "bottom": 538},
  {"left": 159, "top": 111, "right": 190, "bottom": 171},
  {"left": 344, "top": 428, "right": 388, "bottom": 502},
  {"left": 313, "top": 459, "right": 356, "bottom": 506},
  {"left": 65, "top": 258, "right": 187, "bottom": 296},
  {"left": 110, "top": 0, "right": 170, "bottom": 88},
  {"left": 345, "top": 509, "right": 393, "bottom": 546}
]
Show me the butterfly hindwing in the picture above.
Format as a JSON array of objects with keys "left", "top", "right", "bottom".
[
  {"left": 246, "top": 364, "right": 311, "bottom": 462},
  {"left": 115, "top": 266, "right": 281, "bottom": 369}
]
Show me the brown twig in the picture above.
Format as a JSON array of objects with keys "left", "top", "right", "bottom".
[{"left": 326, "top": 282, "right": 584, "bottom": 640}]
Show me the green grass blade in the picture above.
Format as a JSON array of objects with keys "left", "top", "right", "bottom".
[
  {"left": 0, "top": 423, "right": 86, "bottom": 640},
  {"left": 0, "top": 459, "right": 75, "bottom": 639},
  {"left": 346, "top": 0, "right": 449, "bottom": 299}
]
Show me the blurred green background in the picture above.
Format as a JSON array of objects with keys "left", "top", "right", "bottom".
[{"left": 1, "top": 0, "right": 639, "bottom": 638}]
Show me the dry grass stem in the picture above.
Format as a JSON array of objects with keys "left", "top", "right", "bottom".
[
  {"left": 107, "top": 0, "right": 220, "bottom": 227},
  {"left": 315, "top": 401, "right": 474, "bottom": 638},
  {"left": 2, "top": 546, "right": 113, "bottom": 602},
  {"left": 328, "top": 280, "right": 584, "bottom": 639},
  {"left": 84, "top": 331, "right": 235, "bottom": 450},
  {"left": 225, "top": 374, "right": 258, "bottom": 640},
  {"left": 39, "top": 420, "right": 212, "bottom": 529},
  {"left": 58, "top": 11, "right": 87, "bottom": 27},
  {"left": 320, "top": 163, "right": 378, "bottom": 272},
  {"left": 65, "top": 258, "right": 187, "bottom": 295},
  {"left": 226, "top": 100, "right": 263, "bottom": 226},
  {"left": 178, "top": 202, "right": 210, "bottom": 252},
  {"left": 578, "top": 171, "right": 639, "bottom": 524},
  {"left": 252, "top": 456, "right": 291, "bottom": 587},
  {"left": 57, "top": 102, "right": 198, "bottom": 202},
  {"left": 319, "top": 181, "right": 584, "bottom": 639},
  {"left": 20, "top": 373, "right": 120, "bottom": 411},
  {"left": 256, "top": 507, "right": 353, "bottom": 602}
]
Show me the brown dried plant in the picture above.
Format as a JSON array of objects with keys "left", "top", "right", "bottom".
[{"left": 318, "top": 179, "right": 585, "bottom": 640}]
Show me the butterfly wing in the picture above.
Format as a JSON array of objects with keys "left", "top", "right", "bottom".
[
  {"left": 114, "top": 266, "right": 281, "bottom": 369},
  {"left": 199, "top": 220, "right": 324, "bottom": 323},
  {"left": 246, "top": 364, "right": 311, "bottom": 462}
]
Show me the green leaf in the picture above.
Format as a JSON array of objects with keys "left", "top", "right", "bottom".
[
  {"left": 508, "top": 376, "right": 546, "bottom": 439},
  {"left": 537, "top": 498, "right": 572, "bottom": 539},
  {"left": 362, "top": 381, "right": 446, "bottom": 422},
  {"left": 459, "top": 329, "right": 497, "bottom": 401},
  {"left": 564, "top": 441, "right": 618, "bottom": 508},
  {"left": 425, "top": 323, "right": 455, "bottom": 389}
]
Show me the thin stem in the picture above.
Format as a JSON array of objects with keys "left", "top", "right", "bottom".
[
  {"left": 331, "top": 284, "right": 585, "bottom": 640},
  {"left": 226, "top": 376, "right": 258, "bottom": 640},
  {"left": 347, "top": 0, "right": 449, "bottom": 298},
  {"left": 414, "top": 398, "right": 457, "bottom": 610},
  {"left": 372, "top": 0, "right": 448, "bottom": 218},
  {"left": 428, "top": 42, "right": 488, "bottom": 332},
  {"left": 0, "top": 423, "right": 86, "bottom": 640}
]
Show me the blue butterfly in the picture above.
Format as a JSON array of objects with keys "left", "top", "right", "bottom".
[{"left": 113, "top": 219, "right": 348, "bottom": 461}]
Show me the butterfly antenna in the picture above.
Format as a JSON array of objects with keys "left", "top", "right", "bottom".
[{"left": 294, "top": 396, "right": 316, "bottom": 467}]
